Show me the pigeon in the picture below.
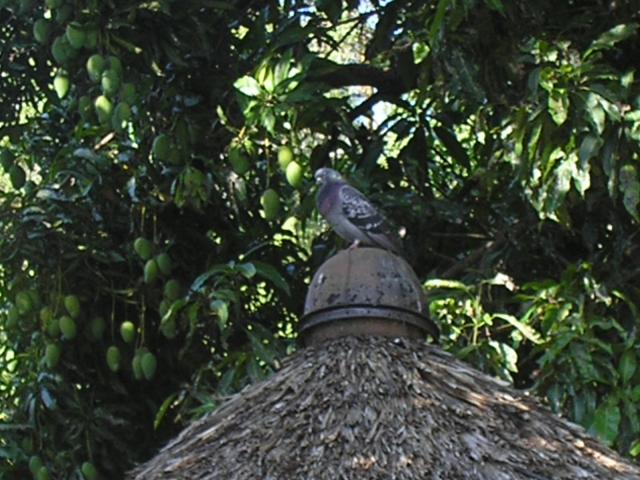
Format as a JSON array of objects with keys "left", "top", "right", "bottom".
[{"left": 314, "top": 167, "right": 403, "bottom": 254}]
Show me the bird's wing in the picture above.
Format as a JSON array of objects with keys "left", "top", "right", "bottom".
[{"left": 338, "top": 184, "right": 388, "bottom": 234}]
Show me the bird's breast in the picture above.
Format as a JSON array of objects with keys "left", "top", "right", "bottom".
[{"left": 316, "top": 187, "right": 335, "bottom": 216}]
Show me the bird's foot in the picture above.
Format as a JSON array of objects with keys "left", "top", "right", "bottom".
[{"left": 348, "top": 240, "right": 361, "bottom": 250}]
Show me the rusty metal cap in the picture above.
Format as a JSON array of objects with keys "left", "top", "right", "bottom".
[{"left": 300, "top": 247, "right": 439, "bottom": 345}]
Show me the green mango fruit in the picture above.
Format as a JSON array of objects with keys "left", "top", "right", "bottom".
[
  {"left": 229, "top": 146, "right": 250, "bottom": 175},
  {"left": 107, "top": 55, "right": 123, "bottom": 75},
  {"left": 261, "top": 189, "right": 281, "bottom": 220},
  {"left": 101, "top": 68, "right": 120, "bottom": 96},
  {"left": 119, "top": 321, "right": 135, "bottom": 343},
  {"left": 159, "top": 318, "right": 177, "bottom": 338},
  {"left": 88, "top": 316, "right": 106, "bottom": 340},
  {"left": 65, "top": 22, "right": 85, "bottom": 49},
  {"left": 78, "top": 95, "right": 92, "bottom": 120},
  {"left": 163, "top": 279, "right": 181, "bottom": 301},
  {"left": 131, "top": 351, "right": 143, "bottom": 380},
  {"left": 144, "top": 259, "right": 159, "bottom": 284},
  {"left": 53, "top": 73, "right": 70, "bottom": 99},
  {"left": 86, "top": 53, "right": 105, "bottom": 82},
  {"left": 155, "top": 253, "right": 172, "bottom": 276},
  {"left": 158, "top": 299, "right": 170, "bottom": 317},
  {"left": 166, "top": 146, "right": 184, "bottom": 165},
  {"left": 81, "top": 461, "right": 98, "bottom": 480},
  {"left": 36, "top": 466, "right": 50, "bottom": 480},
  {"left": 120, "top": 82, "right": 136, "bottom": 104},
  {"left": 9, "top": 165, "right": 26, "bottom": 189},
  {"left": 33, "top": 19, "right": 52, "bottom": 44},
  {"left": 59, "top": 315, "right": 77, "bottom": 339},
  {"left": 39, "top": 306, "right": 53, "bottom": 324},
  {"left": 277, "top": 146, "right": 294, "bottom": 170},
  {"left": 45, "top": 343, "right": 61, "bottom": 368},
  {"left": 29, "top": 455, "right": 42, "bottom": 475},
  {"left": 64, "top": 294, "right": 81, "bottom": 318},
  {"left": 94, "top": 95, "right": 113, "bottom": 124},
  {"left": 55, "top": 4, "right": 72, "bottom": 23},
  {"left": 28, "top": 290, "right": 41, "bottom": 308},
  {"left": 285, "top": 161, "right": 303, "bottom": 188},
  {"left": 151, "top": 134, "right": 171, "bottom": 161},
  {"left": 46, "top": 317, "right": 60, "bottom": 337},
  {"left": 7, "top": 305, "right": 19, "bottom": 328},
  {"left": 15, "top": 290, "right": 32, "bottom": 314},
  {"left": 114, "top": 101, "right": 131, "bottom": 122},
  {"left": 133, "top": 237, "right": 153, "bottom": 260},
  {"left": 84, "top": 29, "right": 98, "bottom": 49},
  {"left": 106, "top": 345, "right": 121, "bottom": 372},
  {"left": 141, "top": 351, "right": 157, "bottom": 380},
  {"left": 51, "top": 35, "right": 71, "bottom": 64}
]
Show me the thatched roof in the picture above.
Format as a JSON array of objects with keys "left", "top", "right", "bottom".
[{"left": 129, "top": 336, "right": 639, "bottom": 479}]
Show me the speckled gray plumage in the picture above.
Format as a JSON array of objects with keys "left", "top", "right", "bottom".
[{"left": 315, "top": 168, "right": 403, "bottom": 254}]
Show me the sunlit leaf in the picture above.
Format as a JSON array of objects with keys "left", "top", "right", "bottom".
[
  {"left": 492, "top": 313, "right": 543, "bottom": 344},
  {"left": 253, "top": 261, "right": 290, "bottom": 295},
  {"left": 153, "top": 393, "right": 177, "bottom": 430},
  {"left": 586, "top": 23, "right": 639, "bottom": 57},
  {"left": 423, "top": 279, "right": 470, "bottom": 291},
  {"left": 548, "top": 90, "right": 569, "bottom": 125},
  {"left": 234, "top": 76, "right": 261, "bottom": 97},
  {"left": 210, "top": 299, "right": 229, "bottom": 330}
]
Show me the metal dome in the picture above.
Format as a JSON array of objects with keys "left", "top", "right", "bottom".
[{"left": 300, "top": 247, "right": 438, "bottom": 344}]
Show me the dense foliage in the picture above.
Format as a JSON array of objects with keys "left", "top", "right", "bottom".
[{"left": 1, "top": 0, "right": 640, "bottom": 477}]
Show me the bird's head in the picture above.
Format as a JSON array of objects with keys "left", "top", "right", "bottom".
[{"left": 314, "top": 168, "right": 343, "bottom": 186}]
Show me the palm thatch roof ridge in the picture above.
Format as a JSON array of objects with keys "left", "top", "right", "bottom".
[{"left": 129, "top": 336, "right": 640, "bottom": 479}]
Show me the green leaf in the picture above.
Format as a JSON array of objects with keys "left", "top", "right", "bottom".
[
  {"left": 217, "top": 368, "right": 236, "bottom": 395},
  {"left": 489, "top": 340, "right": 518, "bottom": 372},
  {"left": 433, "top": 125, "right": 470, "bottom": 169},
  {"left": 253, "top": 260, "right": 290, "bottom": 295},
  {"left": 619, "top": 350, "right": 637, "bottom": 385},
  {"left": 484, "top": 0, "right": 505, "bottom": 15},
  {"left": 247, "top": 329, "right": 276, "bottom": 367},
  {"left": 316, "top": 0, "right": 342, "bottom": 23},
  {"left": 190, "top": 264, "right": 230, "bottom": 292},
  {"left": 210, "top": 299, "right": 229, "bottom": 330},
  {"left": 586, "top": 23, "right": 639, "bottom": 57},
  {"left": 492, "top": 313, "right": 543, "bottom": 344},
  {"left": 630, "top": 439, "right": 640, "bottom": 456},
  {"left": 236, "top": 262, "right": 256, "bottom": 279},
  {"left": 589, "top": 401, "right": 621, "bottom": 446},
  {"left": 624, "top": 398, "right": 640, "bottom": 432},
  {"left": 619, "top": 164, "right": 640, "bottom": 221},
  {"left": 546, "top": 383, "right": 564, "bottom": 412},
  {"left": 572, "top": 389, "right": 596, "bottom": 426},
  {"left": 548, "top": 90, "right": 569, "bottom": 125},
  {"left": 578, "top": 134, "right": 602, "bottom": 165},
  {"left": 624, "top": 110, "right": 640, "bottom": 122},
  {"left": 423, "top": 279, "right": 470, "bottom": 291},
  {"left": 234, "top": 76, "right": 261, "bottom": 97},
  {"left": 429, "top": 0, "right": 451, "bottom": 45},
  {"left": 153, "top": 393, "right": 177, "bottom": 430},
  {"left": 216, "top": 105, "right": 229, "bottom": 126},
  {"left": 544, "top": 153, "right": 574, "bottom": 215},
  {"left": 583, "top": 93, "right": 606, "bottom": 134}
]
